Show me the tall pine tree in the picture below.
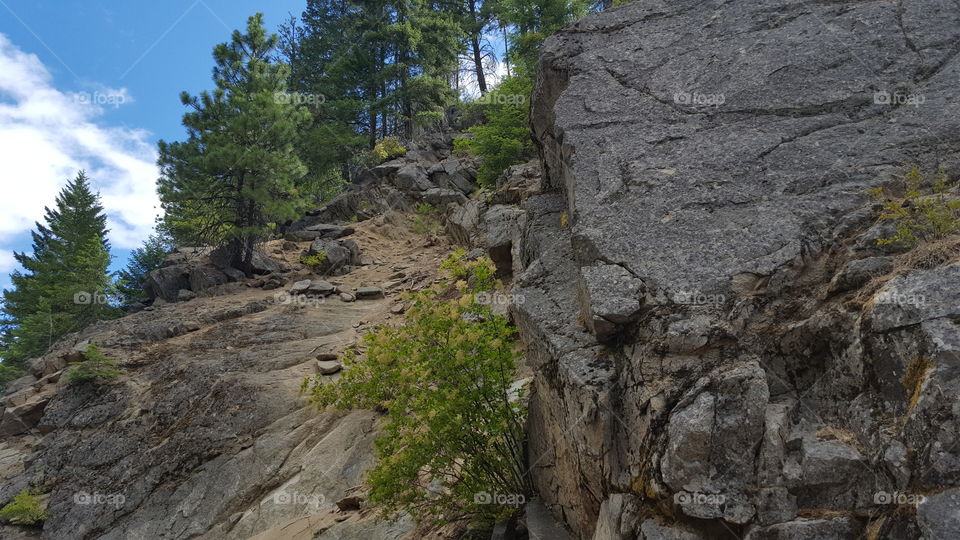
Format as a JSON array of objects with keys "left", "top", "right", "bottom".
[
  {"left": 158, "top": 14, "right": 311, "bottom": 273},
  {"left": 0, "top": 171, "right": 115, "bottom": 369}
]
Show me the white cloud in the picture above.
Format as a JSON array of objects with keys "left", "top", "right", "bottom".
[
  {"left": 0, "top": 33, "right": 160, "bottom": 252},
  {"left": 0, "top": 250, "right": 15, "bottom": 273}
]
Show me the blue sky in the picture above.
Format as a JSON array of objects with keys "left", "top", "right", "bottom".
[{"left": 0, "top": 0, "right": 306, "bottom": 291}]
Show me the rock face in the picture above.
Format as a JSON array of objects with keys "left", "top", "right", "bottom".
[
  {"left": 0, "top": 272, "right": 403, "bottom": 539},
  {"left": 514, "top": 1, "right": 960, "bottom": 538}
]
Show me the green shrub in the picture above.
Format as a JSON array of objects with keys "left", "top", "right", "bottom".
[
  {"left": 411, "top": 203, "right": 442, "bottom": 235},
  {"left": 452, "top": 136, "right": 473, "bottom": 157},
  {"left": 362, "top": 136, "right": 407, "bottom": 167},
  {"left": 869, "top": 166, "right": 960, "bottom": 247},
  {"left": 300, "top": 251, "right": 328, "bottom": 272},
  {"left": 303, "top": 255, "right": 528, "bottom": 526},
  {"left": 67, "top": 344, "right": 120, "bottom": 384},
  {"left": 0, "top": 490, "right": 47, "bottom": 525},
  {"left": 461, "top": 76, "right": 535, "bottom": 188}
]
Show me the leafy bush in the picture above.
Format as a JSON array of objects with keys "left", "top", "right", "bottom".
[
  {"left": 461, "top": 76, "right": 535, "bottom": 188},
  {"left": 452, "top": 136, "right": 473, "bottom": 157},
  {"left": 869, "top": 166, "right": 960, "bottom": 247},
  {"left": 67, "top": 344, "right": 120, "bottom": 384},
  {"left": 411, "top": 203, "right": 442, "bottom": 235},
  {"left": 300, "top": 251, "right": 328, "bottom": 272},
  {"left": 0, "top": 490, "right": 46, "bottom": 525},
  {"left": 361, "top": 136, "right": 408, "bottom": 167},
  {"left": 303, "top": 255, "right": 529, "bottom": 526}
]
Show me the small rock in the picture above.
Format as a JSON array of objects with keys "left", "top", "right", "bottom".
[
  {"left": 339, "top": 292, "right": 356, "bottom": 302},
  {"left": 389, "top": 271, "right": 406, "bottom": 279},
  {"left": 391, "top": 303, "right": 406, "bottom": 314},
  {"left": 316, "top": 353, "right": 338, "bottom": 362},
  {"left": 289, "top": 279, "right": 312, "bottom": 294},
  {"left": 317, "top": 360, "right": 342, "bottom": 375},
  {"left": 356, "top": 287, "right": 384, "bottom": 299},
  {"left": 282, "top": 241, "right": 299, "bottom": 251},
  {"left": 307, "top": 281, "right": 337, "bottom": 296},
  {"left": 177, "top": 289, "right": 197, "bottom": 302}
]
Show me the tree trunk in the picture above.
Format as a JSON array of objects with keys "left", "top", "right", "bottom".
[{"left": 469, "top": 0, "right": 487, "bottom": 94}]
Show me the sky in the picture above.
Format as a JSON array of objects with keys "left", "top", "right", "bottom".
[{"left": 0, "top": 0, "right": 307, "bottom": 292}]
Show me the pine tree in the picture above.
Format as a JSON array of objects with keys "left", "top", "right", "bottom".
[
  {"left": 158, "top": 13, "right": 311, "bottom": 273},
  {"left": 115, "top": 232, "right": 173, "bottom": 308},
  {"left": 0, "top": 171, "right": 115, "bottom": 369}
]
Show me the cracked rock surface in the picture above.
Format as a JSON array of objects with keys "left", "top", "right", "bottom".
[{"left": 515, "top": 0, "right": 960, "bottom": 538}]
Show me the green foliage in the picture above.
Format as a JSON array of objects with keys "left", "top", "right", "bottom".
[
  {"left": 67, "top": 344, "right": 120, "bottom": 385},
  {"left": 361, "top": 136, "right": 408, "bottom": 167},
  {"left": 461, "top": 75, "right": 534, "bottom": 187},
  {"left": 0, "top": 490, "right": 47, "bottom": 526},
  {"left": 411, "top": 203, "right": 442, "bottom": 235},
  {"left": 116, "top": 232, "right": 173, "bottom": 308},
  {"left": 452, "top": 136, "right": 474, "bottom": 157},
  {"left": 869, "top": 166, "right": 960, "bottom": 247},
  {"left": 493, "top": 0, "right": 591, "bottom": 73},
  {"left": 158, "top": 14, "right": 311, "bottom": 272},
  {"left": 303, "top": 254, "right": 528, "bottom": 525},
  {"left": 439, "top": 249, "right": 496, "bottom": 291},
  {"left": 300, "top": 251, "right": 329, "bottom": 272},
  {"left": 1, "top": 172, "right": 118, "bottom": 368}
]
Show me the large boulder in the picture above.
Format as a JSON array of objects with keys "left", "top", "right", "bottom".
[
  {"left": 146, "top": 265, "right": 191, "bottom": 303},
  {"left": 517, "top": 1, "right": 960, "bottom": 537}
]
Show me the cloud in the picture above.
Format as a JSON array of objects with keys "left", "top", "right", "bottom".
[
  {"left": 0, "top": 33, "right": 160, "bottom": 253},
  {"left": 0, "top": 250, "right": 15, "bottom": 273}
]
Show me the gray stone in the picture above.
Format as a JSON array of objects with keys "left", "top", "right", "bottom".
[
  {"left": 355, "top": 287, "right": 383, "bottom": 299},
  {"left": 289, "top": 279, "right": 312, "bottom": 295},
  {"left": 147, "top": 265, "right": 191, "bottom": 303},
  {"left": 210, "top": 246, "right": 285, "bottom": 275},
  {"left": 177, "top": 289, "right": 197, "bottom": 302},
  {"left": 578, "top": 264, "right": 644, "bottom": 341},
  {"left": 392, "top": 164, "right": 434, "bottom": 191},
  {"left": 339, "top": 293, "right": 356, "bottom": 303},
  {"left": 316, "top": 361, "right": 342, "bottom": 375},
  {"left": 423, "top": 188, "right": 466, "bottom": 208},
  {"left": 638, "top": 520, "right": 704, "bottom": 540},
  {"left": 743, "top": 517, "right": 854, "bottom": 540},
  {"left": 917, "top": 488, "right": 960, "bottom": 539},
  {"left": 306, "top": 281, "right": 336, "bottom": 297},
  {"left": 827, "top": 257, "right": 893, "bottom": 293}
]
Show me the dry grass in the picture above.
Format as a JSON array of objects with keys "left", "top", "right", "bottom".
[
  {"left": 849, "top": 235, "right": 960, "bottom": 308},
  {"left": 903, "top": 356, "right": 933, "bottom": 412}
]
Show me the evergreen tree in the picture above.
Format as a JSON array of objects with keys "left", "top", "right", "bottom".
[
  {"left": 158, "top": 13, "right": 311, "bottom": 273},
  {"left": 115, "top": 232, "right": 173, "bottom": 308},
  {"left": 0, "top": 171, "right": 115, "bottom": 369}
]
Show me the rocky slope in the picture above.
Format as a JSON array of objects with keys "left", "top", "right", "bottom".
[
  {"left": 509, "top": 0, "right": 960, "bottom": 538},
  {"left": 0, "top": 191, "right": 466, "bottom": 538}
]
